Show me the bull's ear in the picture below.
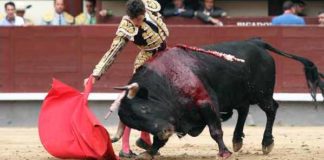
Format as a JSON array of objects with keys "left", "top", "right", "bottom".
[{"left": 137, "top": 87, "right": 149, "bottom": 99}]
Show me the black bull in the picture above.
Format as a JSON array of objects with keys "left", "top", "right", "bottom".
[{"left": 113, "top": 38, "right": 324, "bottom": 159}]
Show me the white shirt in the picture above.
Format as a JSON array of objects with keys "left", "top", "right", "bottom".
[
  {"left": 0, "top": 16, "right": 24, "bottom": 26},
  {"left": 52, "top": 13, "right": 67, "bottom": 25}
]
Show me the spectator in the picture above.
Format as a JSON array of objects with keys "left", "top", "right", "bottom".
[
  {"left": 196, "top": 0, "right": 226, "bottom": 26},
  {"left": 41, "top": 0, "right": 74, "bottom": 25},
  {"left": 75, "top": 0, "right": 113, "bottom": 25},
  {"left": 16, "top": 2, "right": 33, "bottom": 26},
  {"left": 0, "top": 2, "right": 24, "bottom": 26},
  {"left": 271, "top": 1, "right": 305, "bottom": 26},
  {"left": 318, "top": 11, "right": 324, "bottom": 26},
  {"left": 292, "top": 0, "right": 306, "bottom": 16},
  {"left": 163, "top": 0, "right": 194, "bottom": 18}
]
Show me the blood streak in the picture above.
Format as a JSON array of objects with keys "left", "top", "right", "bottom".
[{"left": 147, "top": 48, "right": 212, "bottom": 107}]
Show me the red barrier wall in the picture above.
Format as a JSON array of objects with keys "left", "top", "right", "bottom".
[
  {"left": 1, "top": 26, "right": 323, "bottom": 93},
  {"left": 102, "top": 16, "right": 319, "bottom": 25}
]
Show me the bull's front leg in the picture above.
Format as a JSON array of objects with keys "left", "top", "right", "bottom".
[
  {"left": 136, "top": 136, "right": 168, "bottom": 160},
  {"left": 200, "top": 104, "right": 232, "bottom": 159}
]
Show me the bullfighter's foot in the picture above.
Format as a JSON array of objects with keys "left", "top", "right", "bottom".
[
  {"left": 232, "top": 140, "right": 243, "bottom": 152},
  {"left": 218, "top": 150, "right": 232, "bottom": 159},
  {"left": 119, "top": 150, "right": 137, "bottom": 158},
  {"left": 135, "top": 151, "right": 153, "bottom": 160},
  {"left": 262, "top": 142, "right": 274, "bottom": 154}
]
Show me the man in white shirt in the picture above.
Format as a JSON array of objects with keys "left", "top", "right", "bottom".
[
  {"left": 41, "top": 0, "right": 74, "bottom": 25},
  {"left": 0, "top": 2, "right": 24, "bottom": 26}
]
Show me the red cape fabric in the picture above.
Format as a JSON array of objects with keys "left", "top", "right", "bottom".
[{"left": 38, "top": 76, "right": 118, "bottom": 160}]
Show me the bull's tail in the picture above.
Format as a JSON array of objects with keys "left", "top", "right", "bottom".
[{"left": 250, "top": 38, "right": 324, "bottom": 105}]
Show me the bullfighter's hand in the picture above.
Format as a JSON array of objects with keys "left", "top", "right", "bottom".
[{"left": 83, "top": 77, "right": 96, "bottom": 87}]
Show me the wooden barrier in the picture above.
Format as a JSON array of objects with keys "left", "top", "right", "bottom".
[
  {"left": 0, "top": 25, "right": 323, "bottom": 93},
  {"left": 102, "top": 16, "right": 319, "bottom": 26}
]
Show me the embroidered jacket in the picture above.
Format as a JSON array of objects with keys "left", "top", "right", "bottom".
[{"left": 92, "top": 0, "right": 169, "bottom": 78}]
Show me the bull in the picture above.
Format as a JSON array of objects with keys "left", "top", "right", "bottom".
[{"left": 111, "top": 38, "right": 324, "bottom": 159}]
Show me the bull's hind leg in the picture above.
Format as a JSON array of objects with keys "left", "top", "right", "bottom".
[
  {"left": 258, "top": 98, "right": 278, "bottom": 154},
  {"left": 200, "top": 104, "right": 232, "bottom": 159},
  {"left": 232, "top": 105, "right": 249, "bottom": 152}
]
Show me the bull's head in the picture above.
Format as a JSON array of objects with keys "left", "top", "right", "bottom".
[{"left": 112, "top": 82, "right": 176, "bottom": 142}]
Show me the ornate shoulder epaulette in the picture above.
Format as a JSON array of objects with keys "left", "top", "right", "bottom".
[
  {"left": 75, "top": 13, "right": 86, "bottom": 25},
  {"left": 142, "top": 0, "right": 161, "bottom": 12},
  {"left": 63, "top": 12, "right": 74, "bottom": 24},
  {"left": 116, "top": 16, "right": 138, "bottom": 38},
  {"left": 42, "top": 11, "right": 54, "bottom": 22}
]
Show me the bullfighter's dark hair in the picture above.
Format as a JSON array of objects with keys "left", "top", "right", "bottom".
[
  {"left": 126, "top": 0, "right": 146, "bottom": 19},
  {"left": 319, "top": 10, "right": 324, "bottom": 15},
  {"left": 4, "top": 1, "right": 15, "bottom": 9}
]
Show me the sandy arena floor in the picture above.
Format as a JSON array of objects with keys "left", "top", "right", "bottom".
[{"left": 0, "top": 126, "right": 323, "bottom": 160}]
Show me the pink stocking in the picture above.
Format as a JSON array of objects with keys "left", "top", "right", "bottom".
[
  {"left": 121, "top": 126, "right": 131, "bottom": 153},
  {"left": 140, "top": 131, "right": 151, "bottom": 145}
]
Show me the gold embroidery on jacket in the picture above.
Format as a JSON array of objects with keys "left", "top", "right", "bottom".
[{"left": 92, "top": 36, "right": 127, "bottom": 77}]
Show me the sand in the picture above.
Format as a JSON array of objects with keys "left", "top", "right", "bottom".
[{"left": 0, "top": 126, "right": 323, "bottom": 160}]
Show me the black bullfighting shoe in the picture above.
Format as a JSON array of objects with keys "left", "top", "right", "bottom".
[{"left": 119, "top": 150, "right": 137, "bottom": 158}]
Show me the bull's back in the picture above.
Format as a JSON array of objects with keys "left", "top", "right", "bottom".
[{"left": 190, "top": 40, "right": 276, "bottom": 106}]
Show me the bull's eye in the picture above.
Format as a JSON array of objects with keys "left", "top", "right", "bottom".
[
  {"left": 141, "top": 106, "right": 147, "bottom": 110},
  {"left": 141, "top": 106, "right": 148, "bottom": 113}
]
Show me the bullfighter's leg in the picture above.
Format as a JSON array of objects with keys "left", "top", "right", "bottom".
[
  {"left": 136, "top": 132, "right": 152, "bottom": 150},
  {"left": 258, "top": 98, "right": 278, "bottom": 154},
  {"left": 232, "top": 105, "right": 249, "bottom": 152},
  {"left": 119, "top": 50, "right": 153, "bottom": 157},
  {"left": 119, "top": 126, "right": 137, "bottom": 158},
  {"left": 200, "top": 104, "right": 232, "bottom": 159},
  {"left": 136, "top": 136, "right": 168, "bottom": 160}
]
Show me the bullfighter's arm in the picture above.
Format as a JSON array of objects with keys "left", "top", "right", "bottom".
[
  {"left": 92, "top": 16, "right": 137, "bottom": 79},
  {"left": 92, "top": 36, "right": 127, "bottom": 79}
]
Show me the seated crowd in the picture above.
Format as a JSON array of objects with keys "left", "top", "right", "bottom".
[{"left": 0, "top": 0, "right": 323, "bottom": 26}]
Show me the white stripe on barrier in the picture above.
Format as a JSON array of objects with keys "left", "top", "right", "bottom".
[{"left": 0, "top": 93, "right": 322, "bottom": 102}]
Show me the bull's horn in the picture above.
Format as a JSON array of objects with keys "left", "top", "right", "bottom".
[
  {"left": 114, "top": 83, "right": 139, "bottom": 99},
  {"left": 111, "top": 121, "right": 126, "bottom": 143}
]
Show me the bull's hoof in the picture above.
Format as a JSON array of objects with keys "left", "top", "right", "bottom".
[
  {"left": 218, "top": 150, "right": 232, "bottom": 159},
  {"left": 232, "top": 141, "right": 243, "bottom": 152},
  {"left": 262, "top": 142, "right": 274, "bottom": 154},
  {"left": 135, "top": 152, "right": 153, "bottom": 160}
]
